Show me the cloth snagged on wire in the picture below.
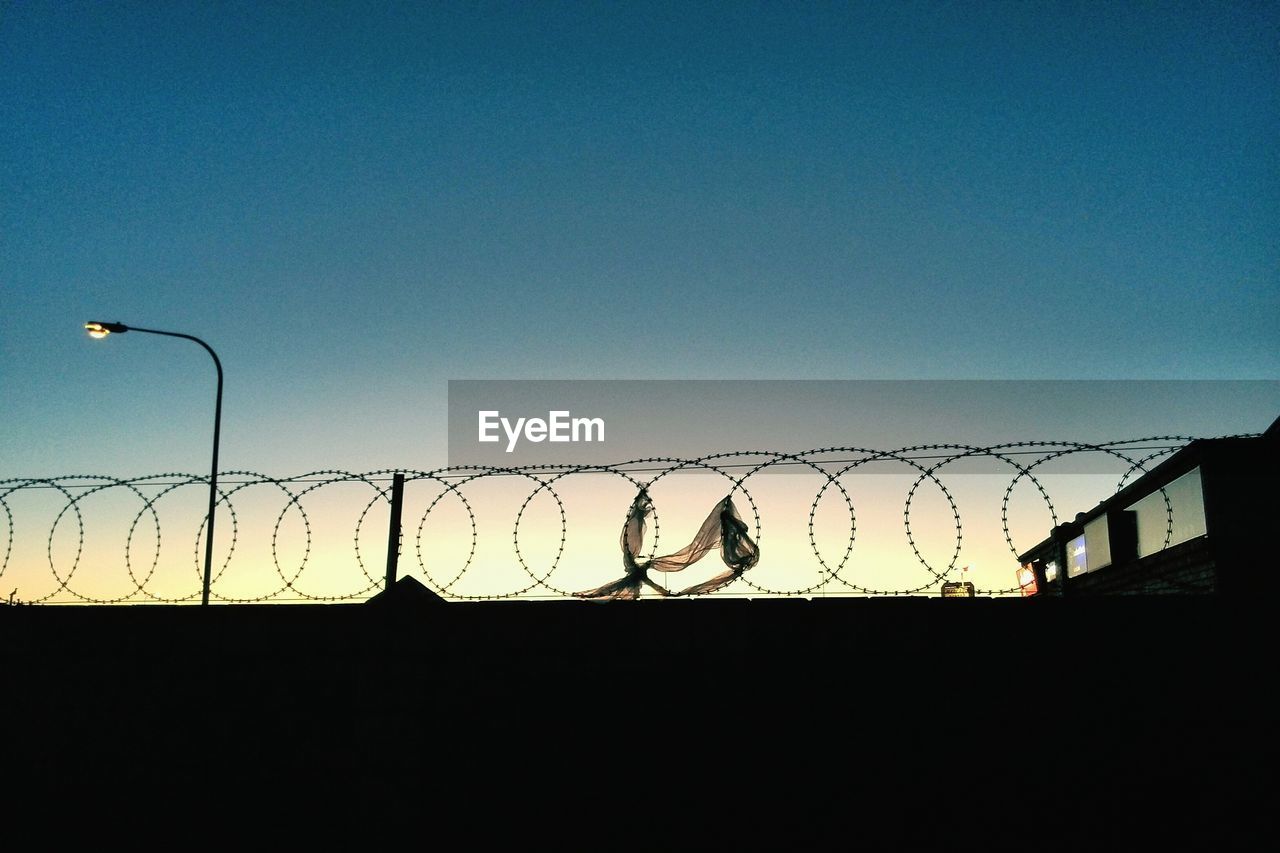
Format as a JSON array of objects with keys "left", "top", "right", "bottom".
[{"left": 575, "top": 489, "right": 759, "bottom": 600}]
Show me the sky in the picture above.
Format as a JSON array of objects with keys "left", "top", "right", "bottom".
[{"left": 1, "top": 1, "right": 1277, "bottom": 600}]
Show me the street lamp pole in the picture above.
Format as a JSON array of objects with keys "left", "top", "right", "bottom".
[{"left": 86, "top": 321, "right": 223, "bottom": 605}]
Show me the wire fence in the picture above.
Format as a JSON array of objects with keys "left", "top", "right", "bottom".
[{"left": 0, "top": 436, "right": 1233, "bottom": 604}]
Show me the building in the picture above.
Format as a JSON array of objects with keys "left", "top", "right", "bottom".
[{"left": 1018, "top": 416, "right": 1278, "bottom": 596}]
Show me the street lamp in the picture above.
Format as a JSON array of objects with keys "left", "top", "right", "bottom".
[{"left": 85, "top": 320, "right": 223, "bottom": 605}]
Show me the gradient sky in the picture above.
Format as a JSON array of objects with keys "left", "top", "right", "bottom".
[{"left": 1, "top": 2, "right": 1277, "bottom": 600}]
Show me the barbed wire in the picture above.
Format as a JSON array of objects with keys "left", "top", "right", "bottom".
[{"left": 0, "top": 435, "right": 1247, "bottom": 603}]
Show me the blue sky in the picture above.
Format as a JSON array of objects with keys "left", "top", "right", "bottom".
[{"left": 3, "top": 1, "right": 1277, "bottom": 477}]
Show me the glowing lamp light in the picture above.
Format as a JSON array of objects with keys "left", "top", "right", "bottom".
[{"left": 85, "top": 321, "right": 129, "bottom": 339}]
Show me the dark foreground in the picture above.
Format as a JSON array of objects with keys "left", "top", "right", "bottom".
[{"left": 2, "top": 594, "right": 1270, "bottom": 841}]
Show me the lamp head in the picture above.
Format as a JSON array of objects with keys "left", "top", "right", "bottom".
[{"left": 85, "top": 321, "right": 129, "bottom": 339}]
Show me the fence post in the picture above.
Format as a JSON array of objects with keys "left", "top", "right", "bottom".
[{"left": 385, "top": 473, "right": 405, "bottom": 590}]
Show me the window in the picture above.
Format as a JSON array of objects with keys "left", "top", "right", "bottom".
[
  {"left": 1084, "top": 516, "right": 1112, "bottom": 572},
  {"left": 1066, "top": 534, "right": 1088, "bottom": 578},
  {"left": 1126, "top": 467, "right": 1208, "bottom": 558}
]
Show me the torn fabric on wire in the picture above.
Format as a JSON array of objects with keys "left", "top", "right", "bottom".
[{"left": 574, "top": 490, "right": 759, "bottom": 600}]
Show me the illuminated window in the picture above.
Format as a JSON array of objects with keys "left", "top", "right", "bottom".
[
  {"left": 1126, "top": 467, "right": 1208, "bottom": 558},
  {"left": 1084, "top": 516, "right": 1112, "bottom": 572},
  {"left": 1066, "top": 535, "right": 1088, "bottom": 578},
  {"left": 1017, "top": 565, "right": 1038, "bottom": 596}
]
